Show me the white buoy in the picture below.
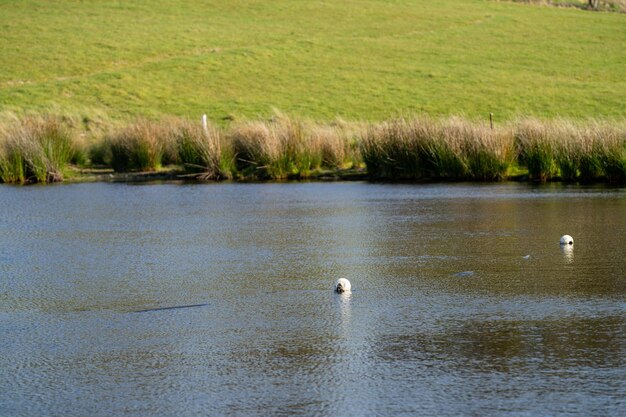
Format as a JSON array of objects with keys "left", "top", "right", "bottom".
[
  {"left": 560, "top": 235, "right": 574, "bottom": 246},
  {"left": 335, "top": 278, "right": 351, "bottom": 294}
]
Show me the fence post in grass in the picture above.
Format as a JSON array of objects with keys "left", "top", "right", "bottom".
[
  {"left": 490, "top": 113, "right": 494, "bottom": 130},
  {"left": 202, "top": 114, "right": 208, "bottom": 134}
]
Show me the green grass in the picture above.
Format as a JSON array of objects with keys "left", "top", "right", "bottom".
[{"left": 0, "top": 0, "right": 624, "bottom": 122}]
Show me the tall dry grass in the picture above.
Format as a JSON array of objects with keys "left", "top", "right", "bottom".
[
  {"left": 0, "top": 115, "right": 78, "bottom": 183},
  {"left": 105, "top": 118, "right": 173, "bottom": 172},
  {"left": 230, "top": 114, "right": 359, "bottom": 179},
  {"left": 309, "top": 122, "right": 361, "bottom": 169},
  {"left": 515, "top": 119, "right": 559, "bottom": 181},
  {"left": 230, "top": 119, "right": 291, "bottom": 179},
  {"left": 515, "top": 118, "right": 626, "bottom": 182},
  {"left": 590, "top": 122, "right": 626, "bottom": 182},
  {"left": 100, "top": 116, "right": 236, "bottom": 178},
  {"left": 1, "top": 113, "right": 625, "bottom": 184},
  {"left": 173, "top": 119, "right": 232, "bottom": 180},
  {"left": 362, "top": 117, "right": 515, "bottom": 180}
]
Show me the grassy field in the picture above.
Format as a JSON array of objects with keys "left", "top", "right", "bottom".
[{"left": 0, "top": 0, "right": 625, "bottom": 122}]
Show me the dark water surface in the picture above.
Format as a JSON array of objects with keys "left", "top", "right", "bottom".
[{"left": 1, "top": 182, "right": 624, "bottom": 417}]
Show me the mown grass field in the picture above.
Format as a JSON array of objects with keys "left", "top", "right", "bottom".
[{"left": 0, "top": 0, "right": 624, "bottom": 122}]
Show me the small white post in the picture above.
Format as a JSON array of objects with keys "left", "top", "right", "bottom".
[{"left": 201, "top": 114, "right": 208, "bottom": 134}]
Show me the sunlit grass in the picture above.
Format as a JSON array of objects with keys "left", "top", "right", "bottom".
[{"left": 0, "top": 1, "right": 624, "bottom": 121}]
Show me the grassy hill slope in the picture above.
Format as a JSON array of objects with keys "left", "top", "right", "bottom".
[{"left": 0, "top": 0, "right": 624, "bottom": 121}]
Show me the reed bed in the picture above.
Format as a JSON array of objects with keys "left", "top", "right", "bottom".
[{"left": 1, "top": 114, "right": 625, "bottom": 184}]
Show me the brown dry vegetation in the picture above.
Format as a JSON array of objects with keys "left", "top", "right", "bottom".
[
  {"left": 0, "top": 115, "right": 79, "bottom": 183},
  {"left": 362, "top": 117, "right": 516, "bottom": 181},
  {"left": 1, "top": 113, "right": 625, "bottom": 184}
]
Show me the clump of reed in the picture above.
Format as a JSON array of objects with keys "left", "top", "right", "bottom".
[
  {"left": 173, "top": 119, "right": 232, "bottom": 180},
  {"left": 309, "top": 120, "right": 363, "bottom": 170},
  {"left": 99, "top": 116, "right": 236, "bottom": 179},
  {"left": 105, "top": 118, "right": 173, "bottom": 172},
  {"left": 589, "top": 122, "right": 626, "bottom": 183},
  {"left": 462, "top": 122, "right": 515, "bottom": 181},
  {"left": 515, "top": 118, "right": 626, "bottom": 182},
  {"left": 230, "top": 114, "right": 358, "bottom": 179},
  {"left": 361, "top": 119, "right": 428, "bottom": 179},
  {"left": 361, "top": 117, "right": 514, "bottom": 181},
  {"left": 0, "top": 115, "right": 78, "bottom": 183},
  {"left": 230, "top": 115, "right": 313, "bottom": 179},
  {"left": 515, "top": 119, "right": 559, "bottom": 181}
]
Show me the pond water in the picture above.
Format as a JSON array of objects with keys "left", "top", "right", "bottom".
[{"left": 1, "top": 182, "right": 624, "bottom": 417}]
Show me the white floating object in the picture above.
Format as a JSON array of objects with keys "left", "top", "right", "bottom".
[
  {"left": 335, "top": 278, "right": 351, "bottom": 294},
  {"left": 560, "top": 235, "right": 574, "bottom": 246},
  {"left": 523, "top": 255, "right": 531, "bottom": 260}
]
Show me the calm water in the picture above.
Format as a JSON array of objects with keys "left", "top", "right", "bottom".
[{"left": 1, "top": 182, "right": 624, "bottom": 417}]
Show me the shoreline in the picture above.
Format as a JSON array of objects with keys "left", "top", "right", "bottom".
[
  {"left": 59, "top": 166, "right": 624, "bottom": 186},
  {"left": 5, "top": 160, "right": 626, "bottom": 188},
  {"left": 67, "top": 166, "right": 370, "bottom": 184}
]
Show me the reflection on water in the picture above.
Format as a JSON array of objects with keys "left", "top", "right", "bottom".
[
  {"left": 336, "top": 292, "right": 352, "bottom": 334},
  {"left": 0, "top": 182, "right": 624, "bottom": 416},
  {"left": 561, "top": 244, "right": 574, "bottom": 263},
  {"left": 378, "top": 315, "right": 624, "bottom": 371}
]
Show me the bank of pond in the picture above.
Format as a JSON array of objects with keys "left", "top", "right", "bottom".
[{"left": 1, "top": 114, "right": 625, "bottom": 184}]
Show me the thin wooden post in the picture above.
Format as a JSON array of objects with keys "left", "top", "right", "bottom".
[
  {"left": 490, "top": 113, "right": 494, "bottom": 130},
  {"left": 202, "top": 114, "right": 208, "bottom": 134}
]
